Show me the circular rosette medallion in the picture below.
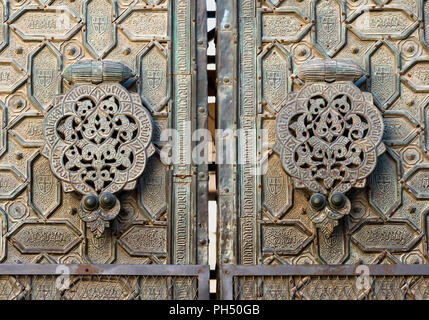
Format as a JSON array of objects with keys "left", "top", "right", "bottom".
[
  {"left": 43, "top": 83, "right": 155, "bottom": 195},
  {"left": 275, "top": 81, "right": 385, "bottom": 196},
  {"left": 42, "top": 82, "right": 155, "bottom": 237}
]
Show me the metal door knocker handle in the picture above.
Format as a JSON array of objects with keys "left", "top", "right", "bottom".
[
  {"left": 42, "top": 60, "right": 155, "bottom": 237},
  {"left": 274, "top": 59, "right": 385, "bottom": 237}
]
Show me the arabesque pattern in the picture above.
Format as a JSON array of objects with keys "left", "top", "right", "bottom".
[
  {"left": 42, "top": 83, "right": 154, "bottom": 195},
  {"left": 217, "top": 0, "right": 429, "bottom": 291},
  {"left": 275, "top": 81, "right": 384, "bottom": 195},
  {"left": 0, "top": 0, "right": 207, "bottom": 279}
]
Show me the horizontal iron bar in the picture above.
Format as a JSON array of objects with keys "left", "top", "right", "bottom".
[
  {"left": 0, "top": 264, "right": 209, "bottom": 276},
  {"left": 221, "top": 264, "right": 429, "bottom": 276}
]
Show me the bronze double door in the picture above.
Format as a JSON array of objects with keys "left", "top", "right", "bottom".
[{"left": 0, "top": 0, "right": 429, "bottom": 300}]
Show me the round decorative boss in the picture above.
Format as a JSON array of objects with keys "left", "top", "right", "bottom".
[
  {"left": 42, "top": 82, "right": 155, "bottom": 237},
  {"left": 275, "top": 81, "right": 385, "bottom": 196},
  {"left": 274, "top": 78, "right": 385, "bottom": 237},
  {"left": 43, "top": 83, "right": 154, "bottom": 195}
]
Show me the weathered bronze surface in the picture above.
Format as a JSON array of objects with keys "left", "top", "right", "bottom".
[
  {"left": 220, "top": 264, "right": 429, "bottom": 300},
  {"left": 0, "top": 264, "right": 209, "bottom": 300},
  {"left": 4, "top": 0, "right": 429, "bottom": 301},
  {"left": 0, "top": 0, "right": 208, "bottom": 297},
  {"left": 217, "top": 0, "right": 429, "bottom": 300},
  {"left": 274, "top": 59, "right": 385, "bottom": 236},
  {"left": 42, "top": 62, "right": 155, "bottom": 237}
]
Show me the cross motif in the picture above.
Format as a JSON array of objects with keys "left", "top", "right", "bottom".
[
  {"left": 37, "top": 69, "right": 53, "bottom": 87},
  {"left": 266, "top": 71, "right": 283, "bottom": 89},
  {"left": 375, "top": 66, "right": 391, "bottom": 83},
  {"left": 92, "top": 17, "right": 107, "bottom": 34},
  {"left": 146, "top": 70, "right": 162, "bottom": 89},
  {"left": 322, "top": 16, "right": 335, "bottom": 32}
]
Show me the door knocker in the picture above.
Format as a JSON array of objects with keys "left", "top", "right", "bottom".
[
  {"left": 274, "top": 59, "right": 385, "bottom": 237},
  {"left": 42, "top": 60, "right": 155, "bottom": 237}
]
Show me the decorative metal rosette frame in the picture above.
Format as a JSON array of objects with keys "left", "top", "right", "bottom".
[
  {"left": 42, "top": 77, "right": 155, "bottom": 237},
  {"left": 274, "top": 60, "right": 385, "bottom": 237}
]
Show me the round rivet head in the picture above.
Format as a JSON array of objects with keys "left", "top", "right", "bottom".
[
  {"left": 310, "top": 193, "right": 326, "bottom": 211},
  {"left": 406, "top": 44, "right": 415, "bottom": 53},
  {"left": 406, "top": 98, "right": 415, "bottom": 106},
  {"left": 298, "top": 48, "right": 307, "bottom": 56},
  {"left": 99, "top": 192, "right": 116, "bottom": 210},
  {"left": 122, "top": 47, "right": 131, "bottom": 55},
  {"left": 411, "top": 257, "right": 420, "bottom": 264},
  {"left": 14, "top": 99, "right": 23, "bottom": 108},
  {"left": 406, "top": 152, "right": 416, "bottom": 161},
  {"left": 330, "top": 192, "right": 346, "bottom": 209},
  {"left": 66, "top": 47, "right": 76, "bottom": 56},
  {"left": 83, "top": 194, "right": 99, "bottom": 211},
  {"left": 14, "top": 46, "right": 23, "bottom": 54}
]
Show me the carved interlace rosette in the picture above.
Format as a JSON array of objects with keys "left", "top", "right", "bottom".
[
  {"left": 42, "top": 62, "right": 155, "bottom": 237},
  {"left": 274, "top": 60, "right": 385, "bottom": 237}
]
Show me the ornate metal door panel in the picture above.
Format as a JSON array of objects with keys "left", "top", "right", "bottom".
[
  {"left": 217, "top": 0, "right": 429, "bottom": 299},
  {"left": 0, "top": 0, "right": 208, "bottom": 299}
]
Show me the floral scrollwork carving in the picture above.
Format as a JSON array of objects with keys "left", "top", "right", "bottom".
[
  {"left": 274, "top": 60, "right": 385, "bottom": 237},
  {"left": 42, "top": 69, "right": 155, "bottom": 237}
]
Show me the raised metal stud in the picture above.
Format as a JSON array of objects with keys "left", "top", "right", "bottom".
[
  {"left": 82, "top": 194, "right": 99, "bottom": 211},
  {"left": 99, "top": 192, "right": 117, "bottom": 210},
  {"left": 330, "top": 192, "right": 346, "bottom": 209},
  {"left": 310, "top": 193, "right": 326, "bottom": 211}
]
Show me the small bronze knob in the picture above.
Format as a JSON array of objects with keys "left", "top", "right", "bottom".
[
  {"left": 310, "top": 193, "right": 326, "bottom": 211},
  {"left": 330, "top": 192, "right": 346, "bottom": 209},
  {"left": 83, "top": 194, "right": 99, "bottom": 211},
  {"left": 99, "top": 192, "right": 117, "bottom": 210}
]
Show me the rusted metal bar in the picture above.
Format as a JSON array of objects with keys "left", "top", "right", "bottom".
[
  {"left": 220, "top": 264, "right": 429, "bottom": 300},
  {"left": 0, "top": 264, "right": 210, "bottom": 300},
  {"left": 0, "top": 263, "right": 208, "bottom": 276},
  {"left": 221, "top": 264, "right": 429, "bottom": 276}
]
